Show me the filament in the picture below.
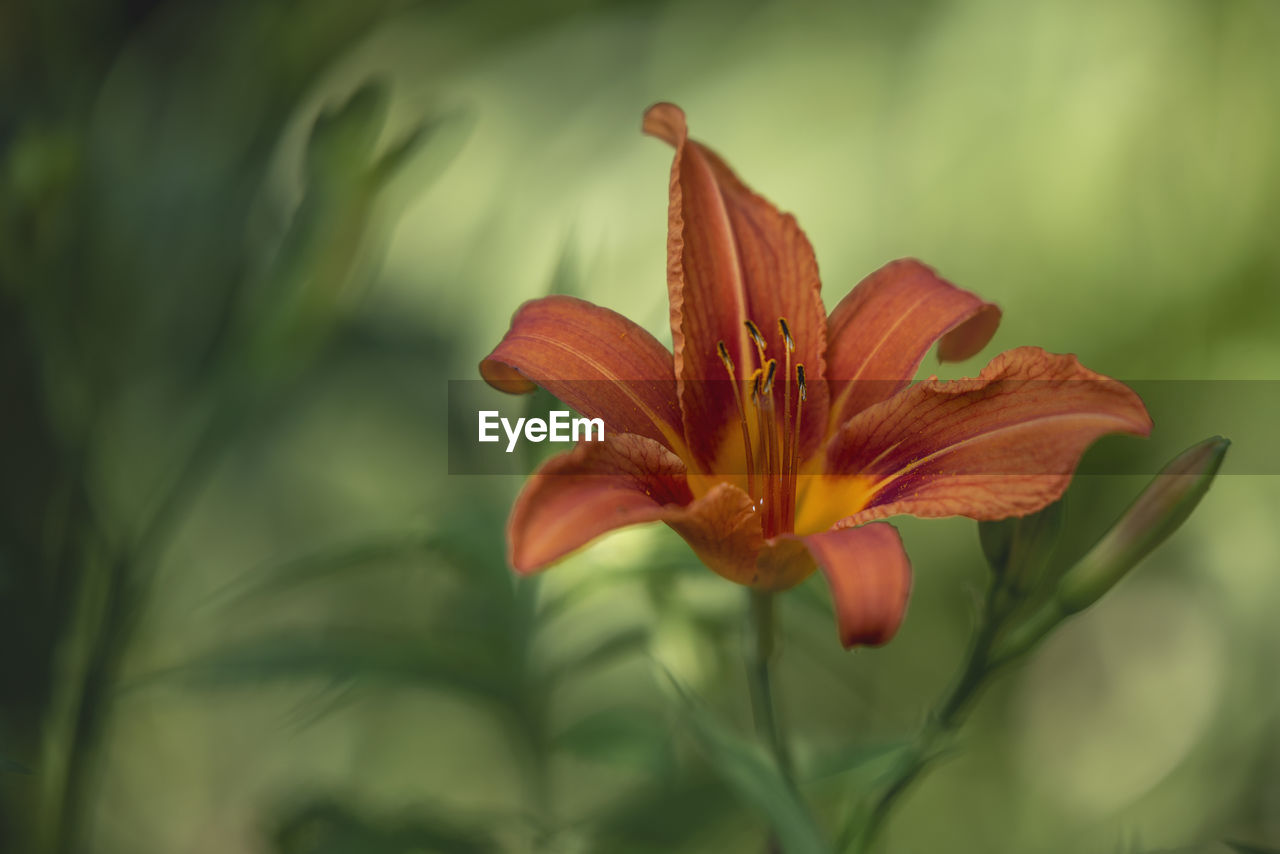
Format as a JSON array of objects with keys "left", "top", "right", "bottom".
[{"left": 718, "top": 339, "right": 756, "bottom": 497}]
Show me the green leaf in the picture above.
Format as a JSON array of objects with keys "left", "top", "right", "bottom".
[
  {"left": 589, "top": 775, "right": 737, "bottom": 850},
  {"left": 213, "top": 532, "right": 452, "bottom": 605},
  {"left": 674, "top": 685, "right": 830, "bottom": 854},
  {"left": 157, "top": 629, "right": 513, "bottom": 707},
  {"left": 796, "top": 738, "right": 912, "bottom": 782},
  {"left": 272, "top": 798, "right": 497, "bottom": 854},
  {"left": 1226, "top": 842, "right": 1280, "bottom": 854},
  {"left": 554, "top": 707, "right": 671, "bottom": 772},
  {"left": 542, "top": 626, "right": 650, "bottom": 685},
  {"left": 1, "top": 755, "right": 31, "bottom": 775}
]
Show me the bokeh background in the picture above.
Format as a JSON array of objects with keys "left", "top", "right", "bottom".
[{"left": 2, "top": 0, "right": 1279, "bottom": 852}]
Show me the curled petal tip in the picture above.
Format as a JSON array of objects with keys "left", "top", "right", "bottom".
[
  {"left": 479, "top": 357, "right": 536, "bottom": 394},
  {"left": 937, "top": 303, "right": 1002, "bottom": 363},
  {"left": 642, "top": 102, "right": 687, "bottom": 146}
]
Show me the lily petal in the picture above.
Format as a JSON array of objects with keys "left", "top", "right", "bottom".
[
  {"left": 507, "top": 433, "right": 693, "bottom": 573},
  {"left": 819, "top": 347, "right": 1152, "bottom": 530},
  {"left": 825, "top": 259, "right": 1000, "bottom": 428},
  {"left": 805, "top": 522, "right": 912, "bottom": 648},
  {"left": 481, "top": 295, "right": 685, "bottom": 452},
  {"left": 665, "top": 482, "right": 815, "bottom": 590},
  {"left": 644, "top": 102, "right": 830, "bottom": 467}
]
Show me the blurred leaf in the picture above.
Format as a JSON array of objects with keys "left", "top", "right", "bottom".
[
  {"left": 306, "top": 82, "right": 391, "bottom": 181},
  {"left": 589, "top": 774, "right": 737, "bottom": 851},
  {"left": 542, "top": 626, "right": 650, "bottom": 685},
  {"left": 554, "top": 707, "right": 671, "bottom": 772},
  {"left": 676, "top": 688, "right": 830, "bottom": 854},
  {"left": 272, "top": 798, "right": 497, "bottom": 854},
  {"left": 796, "top": 738, "right": 912, "bottom": 783},
  {"left": 1226, "top": 843, "right": 1280, "bottom": 854},
  {"left": 370, "top": 106, "right": 473, "bottom": 192},
  {"left": 1, "top": 755, "right": 31, "bottom": 775},
  {"left": 538, "top": 559, "right": 695, "bottom": 627},
  {"left": 213, "top": 531, "right": 505, "bottom": 607},
  {"left": 162, "top": 630, "right": 513, "bottom": 706}
]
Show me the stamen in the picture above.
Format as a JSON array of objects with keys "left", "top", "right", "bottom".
[
  {"left": 778, "top": 318, "right": 795, "bottom": 354},
  {"left": 744, "top": 319, "right": 768, "bottom": 369},
  {"left": 761, "top": 359, "right": 778, "bottom": 395},
  {"left": 732, "top": 322, "right": 809, "bottom": 538},
  {"left": 718, "top": 339, "right": 756, "bottom": 498},
  {"left": 757, "top": 359, "right": 780, "bottom": 533},
  {"left": 779, "top": 319, "right": 795, "bottom": 531},
  {"left": 786, "top": 364, "right": 807, "bottom": 531},
  {"left": 749, "top": 368, "right": 766, "bottom": 490},
  {"left": 716, "top": 339, "right": 733, "bottom": 372}
]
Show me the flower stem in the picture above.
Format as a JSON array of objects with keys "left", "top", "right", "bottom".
[
  {"left": 747, "top": 590, "right": 794, "bottom": 786},
  {"left": 845, "top": 586, "right": 1009, "bottom": 854}
]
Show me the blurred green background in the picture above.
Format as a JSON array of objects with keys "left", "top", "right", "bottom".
[{"left": 2, "top": 0, "right": 1279, "bottom": 852}]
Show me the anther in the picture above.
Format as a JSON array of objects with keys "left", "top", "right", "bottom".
[
  {"left": 761, "top": 359, "right": 778, "bottom": 396},
  {"left": 778, "top": 318, "right": 795, "bottom": 353},
  {"left": 744, "top": 320, "right": 768, "bottom": 353},
  {"left": 716, "top": 340, "right": 734, "bottom": 373},
  {"left": 796, "top": 364, "right": 807, "bottom": 401}
]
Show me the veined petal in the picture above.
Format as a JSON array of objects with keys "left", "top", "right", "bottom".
[
  {"left": 825, "top": 259, "right": 1000, "bottom": 428},
  {"left": 665, "top": 482, "right": 815, "bottom": 590},
  {"left": 644, "top": 103, "right": 830, "bottom": 467},
  {"left": 481, "top": 295, "right": 685, "bottom": 452},
  {"left": 507, "top": 433, "right": 693, "bottom": 573},
  {"left": 804, "top": 523, "right": 912, "bottom": 648},
  {"left": 817, "top": 347, "right": 1152, "bottom": 531}
]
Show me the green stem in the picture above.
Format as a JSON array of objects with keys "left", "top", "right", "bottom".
[
  {"left": 846, "top": 588, "right": 1008, "bottom": 854},
  {"left": 43, "top": 397, "right": 249, "bottom": 853},
  {"left": 747, "top": 590, "right": 794, "bottom": 786}
]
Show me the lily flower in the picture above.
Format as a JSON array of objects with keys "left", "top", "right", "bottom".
[{"left": 480, "top": 103, "right": 1151, "bottom": 648}]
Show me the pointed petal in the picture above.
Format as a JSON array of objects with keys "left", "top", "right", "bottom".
[
  {"left": 825, "top": 259, "right": 1000, "bottom": 427},
  {"left": 665, "top": 482, "right": 814, "bottom": 590},
  {"left": 644, "top": 103, "right": 830, "bottom": 467},
  {"left": 481, "top": 295, "right": 685, "bottom": 452},
  {"left": 817, "top": 347, "right": 1152, "bottom": 531},
  {"left": 507, "top": 433, "right": 693, "bottom": 573},
  {"left": 804, "top": 523, "right": 912, "bottom": 648}
]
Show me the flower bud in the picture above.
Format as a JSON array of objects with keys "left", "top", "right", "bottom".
[
  {"left": 1056, "top": 436, "right": 1229, "bottom": 614},
  {"left": 979, "top": 499, "right": 1064, "bottom": 595}
]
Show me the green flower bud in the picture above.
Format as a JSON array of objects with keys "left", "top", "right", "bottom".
[
  {"left": 979, "top": 498, "right": 1064, "bottom": 595},
  {"left": 1056, "top": 436, "right": 1229, "bottom": 615}
]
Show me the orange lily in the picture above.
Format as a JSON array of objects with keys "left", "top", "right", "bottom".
[{"left": 480, "top": 103, "right": 1151, "bottom": 648}]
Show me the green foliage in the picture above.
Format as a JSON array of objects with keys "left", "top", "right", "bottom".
[
  {"left": 1225, "top": 843, "right": 1280, "bottom": 854},
  {"left": 0, "top": 755, "right": 32, "bottom": 775},
  {"left": 1, "top": 1, "right": 1274, "bottom": 852},
  {"left": 671, "top": 678, "right": 830, "bottom": 854},
  {"left": 553, "top": 707, "right": 673, "bottom": 773},
  {"left": 271, "top": 799, "right": 498, "bottom": 854}
]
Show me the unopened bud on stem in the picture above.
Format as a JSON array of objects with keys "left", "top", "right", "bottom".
[{"left": 1056, "top": 436, "right": 1229, "bottom": 615}]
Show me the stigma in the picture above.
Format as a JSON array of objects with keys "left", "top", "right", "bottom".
[{"left": 717, "top": 317, "right": 807, "bottom": 537}]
